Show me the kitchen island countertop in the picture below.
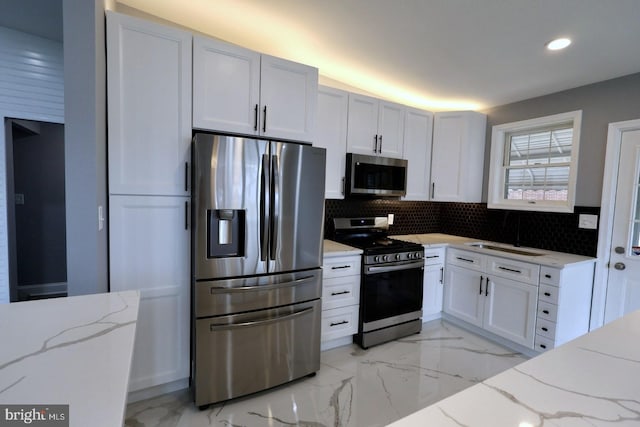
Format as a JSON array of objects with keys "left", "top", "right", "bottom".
[
  {"left": 0, "top": 291, "right": 140, "bottom": 427},
  {"left": 388, "top": 308, "right": 640, "bottom": 426}
]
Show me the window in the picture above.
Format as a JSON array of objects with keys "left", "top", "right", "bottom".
[{"left": 488, "top": 110, "right": 582, "bottom": 212}]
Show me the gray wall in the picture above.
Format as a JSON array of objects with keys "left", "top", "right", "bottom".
[
  {"left": 62, "top": 0, "right": 108, "bottom": 296},
  {"left": 482, "top": 72, "right": 640, "bottom": 206}
]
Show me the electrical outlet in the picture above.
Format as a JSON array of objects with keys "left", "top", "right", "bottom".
[
  {"left": 15, "top": 193, "right": 24, "bottom": 205},
  {"left": 578, "top": 214, "right": 598, "bottom": 230},
  {"left": 388, "top": 213, "right": 394, "bottom": 225}
]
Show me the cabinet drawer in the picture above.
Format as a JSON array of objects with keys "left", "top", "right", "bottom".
[
  {"left": 424, "top": 247, "right": 445, "bottom": 266},
  {"left": 534, "top": 334, "right": 555, "bottom": 352},
  {"left": 537, "top": 300, "right": 558, "bottom": 321},
  {"left": 321, "top": 306, "right": 358, "bottom": 341},
  {"left": 536, "top": 317, "right": 557, "bottom": 339},
  {"left": 447, "top": 249, "right": 484, "bottom": 271},
  {"left": 486, "top": 256, "right": 540, "bottom": 285},
  {"left": 540, "top": 266, "right": 561, "bottom": 286},
  {"left": 322, "top": 276, "right": 360, "bottom": 310},
  {"left": 323, "top": 256, "right": 360, "bottom": 279},
  {"left": 539, "top": 284, "right": 559, "bottom": 305}
]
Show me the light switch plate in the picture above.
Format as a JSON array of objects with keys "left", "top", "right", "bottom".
[
  {"left": 578, "top": 214, "right": 598, "bottom": 229},
  {"left": 388, "top": 213, "right": 394, "bottom": 225}
]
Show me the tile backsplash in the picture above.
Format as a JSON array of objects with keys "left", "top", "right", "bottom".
[{"left": 325, "top": 199, "right": 599, "bottom": 257}]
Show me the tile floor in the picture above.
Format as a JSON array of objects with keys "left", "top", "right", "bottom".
[{"left": 124, "top": 320, "right": 527, "bottom": 427}]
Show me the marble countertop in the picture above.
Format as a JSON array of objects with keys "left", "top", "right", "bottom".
[
  {"left": 0, "top": 291, "right": 140, "bottom": 427},
  {"left": 389, "top": 308, "right": 640, "bottom": 427},
  {"left": 324, "top": 239, "right": 363, "bottom": 257}
]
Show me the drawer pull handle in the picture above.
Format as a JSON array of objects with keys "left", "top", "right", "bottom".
[
  {"left": 426, "top": 255, "right": 440, "bottom": 259},
  {"left": 540, "top": 344, "right": 547, "bottom": 349},
  {"left": 545, "top": 274, "right": 552, "bottom": 279},
  {"left": 457, "top": 257, "right": 474, "bottom": 263},
  {"left": 541, "top": 327, "right": 548, "bottom": 332},
  {"left": 544, "top": 292, "right": 551, "bottom": 297},
  {"left": 542, "top": 310, "right": 550, "bottom": 314},
  {"left": 479, "top": 275, "right": 483, "bottom": 295},
  {"left": 331, "top": 291, "right": 350, "bottom": 296},
  {"left": 331, "top": 265, "right": 351, "bottom": 270},
  {"left": 439, "top": 267, "right": 444, "bottom": 284},
  {"left": 330, "top": 320, "right": 348, "bottom": 327},
  {"left": 498, "top": 266, "right": 522, "bottom": 274}
]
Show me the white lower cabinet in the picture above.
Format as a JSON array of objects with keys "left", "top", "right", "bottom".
[
  {"left": 321, "top": 253, "right": 361, "bottom": 349},
  {"left": 444, "top": 249, "right": 539, "bottom": 348},
  {"left": 109, "top": 195, "right": 190, "bottom": 391},
  {"left": 422, "top": 247, "right": 445, "bottom": 321}
]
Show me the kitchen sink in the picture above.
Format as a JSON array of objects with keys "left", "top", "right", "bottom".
[{"left": 468, "top": 243, "right": 546, "bottom": 256}]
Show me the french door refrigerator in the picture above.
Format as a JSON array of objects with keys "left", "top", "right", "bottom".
[{"left": 191, "top": 133, "right": 326, "bottom": 407}]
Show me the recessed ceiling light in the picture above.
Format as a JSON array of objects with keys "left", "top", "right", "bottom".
[{"left": 546, "top": 38, "right": 572, "bottom": 51}]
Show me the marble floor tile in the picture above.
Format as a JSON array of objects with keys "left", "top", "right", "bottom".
[{"left": 125, "top": 320, "right": 527, "bottom": 427}]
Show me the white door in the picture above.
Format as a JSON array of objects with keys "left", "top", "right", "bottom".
[
  {"left": 403, "top": 108, "right": 433, "bottom": 201},
  {"left": 377, "top": 101, "right": 405, "bottom": 157},
  {"left": 260, "top": 54, "right": 317, "bottom": 142},
  {"left": 443, "top": 265, "right": 484, "bottom": 327},
  {"left": 431, "top": 112, "right": 464, "bottom": 201},
  {"left": 316, "top": 86, "right": 348, "bottom": 199},
  {"left": 192, "top": 36, "right": 261, "bottom": 135},
  {"left": 605, "top": 129, "right": 640, "bottom": 322},
  {"left": 422, "top": 263, "right": 444, "bottom": 318},
  {"left": 346, "top": 94, "right": 379, "bottom": 155}
]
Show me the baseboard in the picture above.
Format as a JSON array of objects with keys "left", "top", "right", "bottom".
[
  {"left": 127, "top": 378, "right": 189, "bottom": 404},
  {"left": 421, "top": 312, "right": 442, "bottom": 323},
  {"left": 321, "top": 335, "right": 353, "bottom": 351}
]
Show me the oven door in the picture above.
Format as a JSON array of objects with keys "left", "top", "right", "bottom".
[{"left": 361, "top": 260, "right": 424, "bottom": 329}]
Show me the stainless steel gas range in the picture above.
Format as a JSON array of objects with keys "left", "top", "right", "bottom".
[{"left": 333, "top": 217, "right": 424, "bottom": 349}]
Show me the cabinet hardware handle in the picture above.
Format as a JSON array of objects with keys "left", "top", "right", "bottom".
[
  {"left": 373, "top": 135, "right": 378, "bottom": 153},
  {"left": 542, "top": 309, "right": 550, "bottom": 314},
  {"left": 331, "top": 265, "right": 351, "bottom": 270},
  {"left": 485, "top": 276, "right": 489, "bottom": 296},
  {"left": 541, "top": 327, "right": 548, "bottom": 332},
  {"left": 184, "top": 162, "right": 189, "bottom": 192},
  {"left": 331, "top": 290, "right": 350, "bottom": 296},
  {"left": 263, "top": 105, "right": 267, "bottom": 132},
  {"left": 330, "top": 320, "right": 348, "bottom": 327},
  {"left": 431, "top": 183, "right": 435, "bottom": 198},
  {"left": 426, "top": 255, "right": 440, "bottom": 259},
  {"left": 254, "top": 104, "right": 259, "bottom": 131},
  {"left": 378, "top": 135, "right": 382, "bottom": 153},
  {"left": 545, "top": 274, "right": 552, "bottom": 279},
  {"left": 457, "top": 257, "right": 474, "bottom": 263},
  {"left": 544, "top": 292, "right": 551, "bottom": 297},
  {"left": 498, "top": 266, "right": 522, "bottom": 274},
  {"left": 439, "top": 266, "right": 444, "bottom": 284},
  {"left": 479, "top": 275, "right": 483, "bottom": 295},
  {"left": 540, "top": 344, "right": 547, "bottom": 349},
  {"left": 341, "top": 177, "right": 345, "bottom": 195},
  {"left": 184, "top": 201, "right": 189, "bottom": 230}
]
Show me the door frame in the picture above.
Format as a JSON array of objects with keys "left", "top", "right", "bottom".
[{"left": 595, "top": 118, "right": 640, "bottom": 328}]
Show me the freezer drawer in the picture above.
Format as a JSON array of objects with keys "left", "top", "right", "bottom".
[
  {"left": 194, "top": 269, "right": 322, "bottom": 317},
  {"left": 194, "top": 299, "right": 321, "bottom": 406}
]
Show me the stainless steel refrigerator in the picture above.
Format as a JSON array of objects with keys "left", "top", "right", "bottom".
[{"left": 191, "top": 133, "right": 326, "bottom": 408}]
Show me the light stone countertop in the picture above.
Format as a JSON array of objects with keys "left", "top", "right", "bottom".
[
  {"left": 388, "top": 308, "right": 640, "bottom": 427},
  {"left": 323, "top": 239, "right": 363, "bottom": 257},
  {"left": 0, "top": 291, "right": 140, "bottom": 427}
]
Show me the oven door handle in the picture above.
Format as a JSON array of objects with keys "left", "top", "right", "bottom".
[{"left": 365, "top": 260, "right": 424, "bottom": 275}]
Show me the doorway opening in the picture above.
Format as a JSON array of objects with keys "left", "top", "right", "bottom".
[{"left": 6, "top": 118, "right": 67, "bottom": 301}]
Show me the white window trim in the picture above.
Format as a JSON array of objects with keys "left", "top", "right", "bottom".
[{"left": 488, "top": 110, "right": 582, "bottom": 213}]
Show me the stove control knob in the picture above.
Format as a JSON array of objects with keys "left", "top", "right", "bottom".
[
  {"left": 374, "top": 256, "right": 380, "bottom": 263},
  {"left": 395, "top": 254, "right": 401, "bottom": 260},
  {"left": 407, "top": 253, "right": 413, "bottom": 259},
  {"left": 382, "top": 255, "right": 389, "bottom": 262},
  {"left": 415, "top": 252, "right": 423, "bottom": 259}
]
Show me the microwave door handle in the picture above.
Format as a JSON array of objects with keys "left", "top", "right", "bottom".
[
  {"left": 260, "top": 154, "right": 270, "bottom": 261},
  {"left": 270, "top": 154, "right": 279, "bottom": 261}
]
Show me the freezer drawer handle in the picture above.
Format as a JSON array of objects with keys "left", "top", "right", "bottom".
[
  {"left": 330, "top": 320, "right": 348, "bottom": 327},
  {"left": 330, "top": 290, "right": 350, "bottom": 296},
  {"left": 209, "top": 307, "right": 314, "bottom": 331},
  {"left": 209, "top": 275, "right": 316, "bottom": 294}
]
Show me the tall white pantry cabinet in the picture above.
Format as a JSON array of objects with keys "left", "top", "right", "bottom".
[{"left": 106, "top": 11, "right": 191, "bottom": 392}]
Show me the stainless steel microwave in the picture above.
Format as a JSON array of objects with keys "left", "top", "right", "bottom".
[{"left": 345, "top": 153, "right": 407, "bottom": 198}]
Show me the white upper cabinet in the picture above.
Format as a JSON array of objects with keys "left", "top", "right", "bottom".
[
  {"left": 430, "top": 111, "right": 486, "bottom": 202},
  {"left": 402, "top": 107, "right": 433, "bottom": 200},
  {"left": 193, "top": 36, "right": 318, "bottom": 142},
  {"left": 347, "top": 93, "right": 405, "bottom": 157},
  {"left": 107, "top": 11, "right": 192, "bottom": 196},
  {"left": 316, "top": 86, "right": 349, "bottom": 199}
]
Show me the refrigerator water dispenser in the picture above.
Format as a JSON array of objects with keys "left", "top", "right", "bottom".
[{"left": 207, "top": 209, "right": 245, "bottom": 258}]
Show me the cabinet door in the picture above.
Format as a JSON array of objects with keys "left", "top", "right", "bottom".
[
  {"left": 423, "top": 263, "right": 444, "bottom": 318},
  {"left": 260, "top": 54, "right": 318, "bottom": 142},
  {"left": 192, "top": 36, "right": 260, "bottom": 135},
  {"left": 316, "top": 86, "right": 348, "bottom": 198},
  {"left": 403, "top": 108, "right": 433, "bottom": 200},
  {"left": 106, "top": 12, "right": 192, "bottom": 196},
  {"left": 109, "top": 195, "right": 190, "bottom": 391},
  {"left": 483, "top": 276, "right": 537, "bottom": 348},
  {"left": 346, "top": 93, "right": 379, "bottom": 155},
  {"left": 378, "top": 101, "right": 405, "bottom": 157},
  {"left": 443, "top": 265, "right": 484, "bottom": 327}
]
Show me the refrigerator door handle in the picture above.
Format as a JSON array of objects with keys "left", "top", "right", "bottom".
[
  {"left": 270, "top": 154, "right": 280, "bottom": 261},
  {"left": 260, "top": 154, "right": 270, "bottom": 261}
]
